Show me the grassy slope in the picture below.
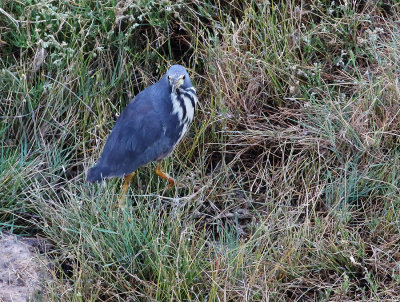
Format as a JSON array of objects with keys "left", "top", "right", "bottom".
[{"left": 1, "top": 0, "right": 400, "bottom": 300}]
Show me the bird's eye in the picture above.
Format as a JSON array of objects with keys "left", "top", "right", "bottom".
[
  {"left": 168, "top": 75, "right": 171, "bottom": 80},
  {"left": 182, "top": 75, "right": 186, "bottom": 80}
]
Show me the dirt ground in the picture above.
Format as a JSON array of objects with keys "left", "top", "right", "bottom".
[{"left": 0, "top": 232, "right": 50, "bottom": 302}]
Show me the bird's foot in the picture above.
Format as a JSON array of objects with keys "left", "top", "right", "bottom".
[
  {"left": 118, "top": 172, "right": 135, "bottom": 208},
  {"left": 155, "top": 163, "right": 175, "bottom": 190}
]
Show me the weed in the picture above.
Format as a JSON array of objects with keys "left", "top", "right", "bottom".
[{"left": 1, "top": 0, "right": 400, "bottom": 300}]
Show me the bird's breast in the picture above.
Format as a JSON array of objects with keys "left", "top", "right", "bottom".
[{"left": 170, "top": 87, "right": 198, "bottom": 145}]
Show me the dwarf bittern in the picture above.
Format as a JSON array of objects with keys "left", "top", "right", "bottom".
[{"left": 87, "top": 65, "right": 198, "bottom": 206}]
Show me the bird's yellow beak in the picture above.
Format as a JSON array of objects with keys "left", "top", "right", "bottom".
[{"left": 168, "top": 74, "right": 186, "bottom": 91}]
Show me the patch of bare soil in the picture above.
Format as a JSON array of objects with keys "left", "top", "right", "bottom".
[{"left": 0, "top": 233, "right": 50, "bottom": 302}]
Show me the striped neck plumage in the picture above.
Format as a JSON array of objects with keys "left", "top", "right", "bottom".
[{"left": 170, "top": 86, "right": 198, "bottom": 126}]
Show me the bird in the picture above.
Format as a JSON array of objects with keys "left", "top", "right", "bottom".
[{"left": 87, "top": 65, "right": 198, "bottom": 206}]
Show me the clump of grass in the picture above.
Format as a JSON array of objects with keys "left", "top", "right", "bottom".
[{"left": 1, "top": 0, "right": 400, "bottom": 300}]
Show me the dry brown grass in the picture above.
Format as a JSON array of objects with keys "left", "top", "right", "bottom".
[{"left": 1, "top": 0, "right": 400, "bottom": 300}]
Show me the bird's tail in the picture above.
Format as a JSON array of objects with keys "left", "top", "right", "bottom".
[{"left": 87, "top": 165, "right": 109, "bottom": 183}]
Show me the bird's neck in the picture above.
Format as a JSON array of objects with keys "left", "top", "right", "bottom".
[{"left": 170, "top": 86, "right": 197, "bottom": 125}]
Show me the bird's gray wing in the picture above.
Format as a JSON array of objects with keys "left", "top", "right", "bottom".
[{"left": 96, "top": 99, "right": 173, "bottom": 176}]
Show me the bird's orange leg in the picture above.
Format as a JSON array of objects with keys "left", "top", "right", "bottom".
[
  {"left": 118, "top": 172, "right": 135, "bottom": 208},
  {"left": 154, "top": 163, "right": 175, "bottom": 189}
]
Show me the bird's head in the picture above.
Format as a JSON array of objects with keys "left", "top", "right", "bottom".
[{"left": 165, "top": 65, "right": 192, "bottom": 92}]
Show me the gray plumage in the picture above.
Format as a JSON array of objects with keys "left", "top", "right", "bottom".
[{"left": 87, "top": 65, "right": 197, "bottom": 183}]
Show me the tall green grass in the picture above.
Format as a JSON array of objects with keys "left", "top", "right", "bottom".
[{"left": 1, "top": 0, "right": 400, "bottom": 300}]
